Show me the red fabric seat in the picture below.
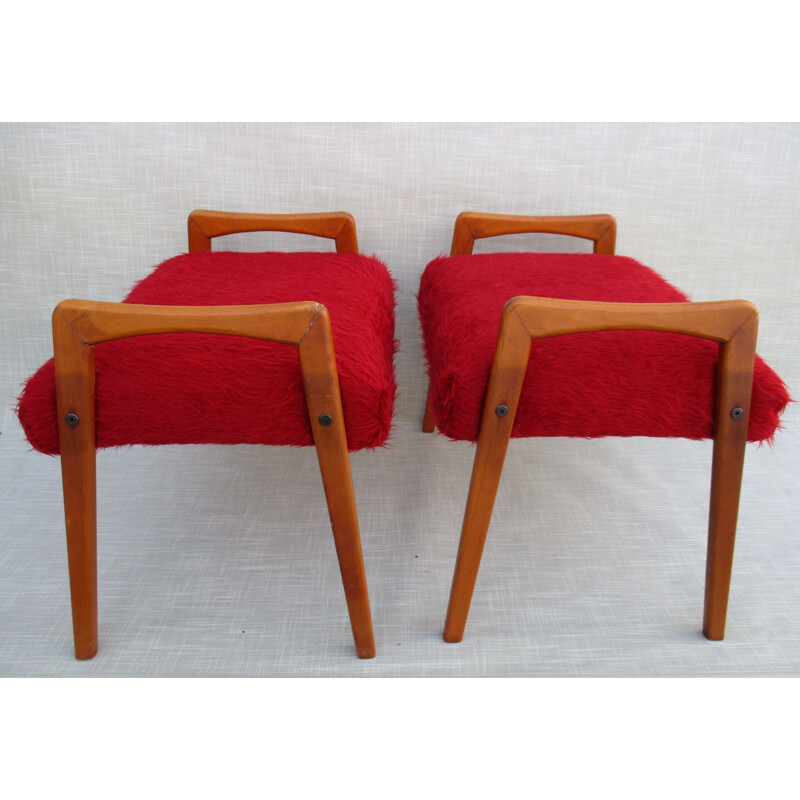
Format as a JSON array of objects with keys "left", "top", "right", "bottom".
[
  {"left": 418, "top": 252, "right": 789, "bottom": 443},
  {"left": 18, "top": 250, "right": 397, "bottom": 453}
]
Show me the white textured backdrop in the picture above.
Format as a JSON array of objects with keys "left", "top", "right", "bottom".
[{"left": 1, "top": 122, "right": 798, "bottom": 676}]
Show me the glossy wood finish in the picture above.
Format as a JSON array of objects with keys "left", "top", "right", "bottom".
[
  {"left": 442, "top": 305, "right": 532, "bottom": 642},
  {"left": 53, "top": 308, "right": 98, "bottom": 658},
  {"left": 53, "top": 297, "right": 376, "bottom": 660},
  {"left": 422, "top": 212, "right": 617, "bottom": 433},
  {"left": 704, "top": 309, "right": 759, "bottom": 640},
  {"left": 450, "top": 211, "right": 617, "bottom": 256},
  {"left": 443, "top": 296, "right": 758, "bottom": 643},
  {"left": 299, "top": 310, "right": 375, "bottom": 657},
  {"left": 187, "top": 210, "right": 359, "bottom": 254},
  {"left": 54, "top": 299, "right": 322, "bottom": 347}
]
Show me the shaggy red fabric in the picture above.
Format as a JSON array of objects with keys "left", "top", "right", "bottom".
[
  {"left": 418, "top": 253, "right": 790, "bottom": 443},
  {"left": 18, "top": 251, "right": 397, "bottom": 454}
]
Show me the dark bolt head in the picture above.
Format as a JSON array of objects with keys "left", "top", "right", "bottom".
[
  {"left": 65, "top": 413, "right": 80, "bottom": 427},
  {"left": 495, "top": 404, "right": 509, "bottom": 418},
  {"left": 318, "top": 413, "right": 333, "bottom": 427},
  {"left": 731, "top": 407, "right": 744, "bottom": 419}
]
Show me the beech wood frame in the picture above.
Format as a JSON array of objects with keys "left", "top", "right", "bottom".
[
  {"left": 426, "top": 212, "right": 758, "bottom": 644},
  {"left": 54, "top": 210, "right": 375, "bottom": 660},
  {"left": 187, "top": 209, "right": 359, "bottom": 254}
]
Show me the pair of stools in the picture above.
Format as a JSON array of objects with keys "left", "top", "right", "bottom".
[{"left": 17, "top": 210, "right": 790, "bottom": 659}]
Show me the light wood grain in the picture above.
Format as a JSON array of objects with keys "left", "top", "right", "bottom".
[
  {"left": 53, "top": 309, "right": 98, "bottom": 659},
  {"left": 188, "top": 210, "right": 359, "bottom": 253},
  {"left": 53, "top": 299, "right": 322, "bottom": 346},
  {"left": 299, "top": 309, "right": 376, "bottom": 657},
  {"left": 443, "top": 305, "right": 532, "bottom": 642},
  {"left": 444, "top": 296, "right": 758, "bottom": 643},
  {"left": 53, "top": 289, "right": 377, "bottom": 659},
  {"left": 450, "top": 211, "right": 617, "bottom": 256}
]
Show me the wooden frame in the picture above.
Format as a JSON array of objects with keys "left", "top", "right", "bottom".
[
  {"left": 431, "top": 213, "right": 758, "bottom": 644},
  {"left": 54, "top": 211, "right": 375, "bottom": 660},
  {"left": 449, "top": 211, "right": 617, "bottom": 256},
  {"left": 187, "top": 209, "right": 359, "bottom": 254}
]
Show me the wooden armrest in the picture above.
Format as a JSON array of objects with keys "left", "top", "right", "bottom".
[
  {"left": 187, "top": 210, "right": 359, "bottom": 254},
  {"left": 450, "top": 212, "right": 617, "bottom": 256}
]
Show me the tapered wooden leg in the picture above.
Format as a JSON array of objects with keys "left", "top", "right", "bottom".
[
  {"left": 312, "top": 435, "right": 376, "bottom": 658},
  {"left": 443, "top": 305, "right": 532, "bottom": 642},
  {"left": 53, "top": 307, "right": 99, "bottom": 659},
  {"left": 300, "top": 310, "right": 376, "bottom": 658},
  {"left": 702, "top": 321, "right": 757, "bottom": 640},
  {"left": 443, "top": 413, "right": 516, "bottom": 642},
  {"left": 60, "top": 430, "right": 99, "bottom": 659},
  {"left": 422, "top": 383, "right": 436, "bottom": 433},
  {"left": 703, "top": 427, "right": 748, "bottom": 640}
]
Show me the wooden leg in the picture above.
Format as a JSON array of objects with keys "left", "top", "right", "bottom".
[
  {"left": 703, "top": 427, "right": 748, "bottom": 640},
  {"left": 702, "top": 324, "right": 757, "bottom": 640},
  {"left": 443, "top": 305, "right": 532, "bottom": 642},
  {"left": 312, "top": 434, "right": 376, "bottom": 658},
  {"left": 300, "top": 309, "right": 376, "bottom": 658},
  {"left": 422, "top": 383, "right": 436, "bottom": 433},
  {"left": 443, "top": 411, "right": 516, "bottom": 642},
  {"left": 60, "top": 429, "right": 99, "bottom": 659},
  {"left": 53, "top": 308, "right": 99, "bottom": 659}
]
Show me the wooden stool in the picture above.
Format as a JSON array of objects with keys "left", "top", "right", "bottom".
[
  {"left": 18, "top": 210, "right": 397, "bottom": 659},
  {"left": 418, "top": 212, "right": 790, "bottom": 643}
]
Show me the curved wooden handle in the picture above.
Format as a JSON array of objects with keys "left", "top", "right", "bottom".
[
  {"left": 188, "top": 210, "right": 358, "bottom": 254},
  {"left": 506, "top": 296, "right": 757, "bottom": 343},
  {"left": 451, "top": 212, "right": 617, "bottom": 255}
]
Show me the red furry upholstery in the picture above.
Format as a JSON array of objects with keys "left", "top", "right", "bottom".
[
  {"left": 418, "top": 253, "right": 790, "bottom": 443},
  {"left": 18, "top": 251, "right": 397, "bottom": 454}
]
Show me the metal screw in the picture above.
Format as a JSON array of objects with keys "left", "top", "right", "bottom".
[
  {"left": 65, "top": 413, "right": 80, "bottom": 427},
  {"left": 731, "top": 407, "right": 744, "bottom": 419},
  {"left": 318, "top": 413, "right": 333, "bottom": 426},
  {"left": 495, "top": 404, "right": 509, "bottom": 418}
]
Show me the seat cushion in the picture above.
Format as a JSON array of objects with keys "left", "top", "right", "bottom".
[
  {"left": 18, "top": 251, "right": 397, "bottom": 453},
  {"left": 418, "top": 253, "right": 790, "bottom": 443}
]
